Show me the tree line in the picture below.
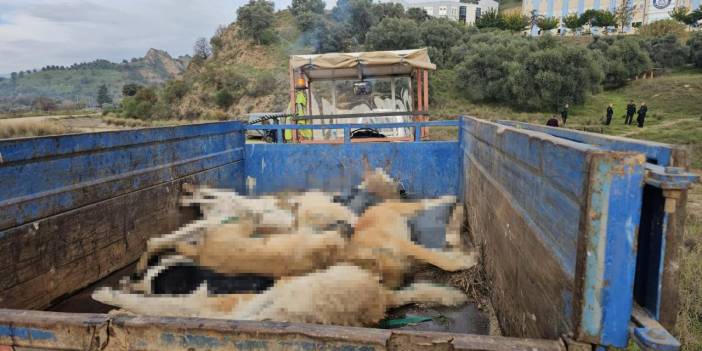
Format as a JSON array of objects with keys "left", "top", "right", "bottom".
[{"left": 107, "top": 0, "right": 702, "bottom": 119}]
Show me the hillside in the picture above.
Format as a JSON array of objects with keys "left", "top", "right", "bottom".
[
  {"left": 170, "top": 12, "right": 302, "bottom": 119},
  {"left": 430, "top": 68, "right": 702, "bottom": 167},
  {"left": 0, "top": 49, "right": 189, "bottom": 107}
]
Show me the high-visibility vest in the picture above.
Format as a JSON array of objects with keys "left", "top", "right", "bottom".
[{"left": 285, "top": 91, "right": 312, "bottom": 141}]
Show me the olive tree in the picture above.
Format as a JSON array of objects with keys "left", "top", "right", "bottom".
[
  {"left": 237, "top": 0, "right": 276, "bottom": 44},
  {"left": 366, "top": 17, "right": 422, "bottom": 50}
]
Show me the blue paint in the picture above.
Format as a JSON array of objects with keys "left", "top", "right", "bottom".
[
  {"left": 609, "top": 0, "right": 616, "bottom": 12},
  {"left": 245, "top": 142, "right": 459, "bottom": 198},
  {"left": 2, "top": 117, "right": 686, "bottom": 349},
  {"left": 593, "top": 0, "right": 600, "bottom": 10},
  {"left": 562, "top": 0, "right": 570, "bottom": 17},
  {"left": 233, "top": 339, "right": 269, "bottom": 349},
  {"left": 579, "top": 156, "right": 646, "bottom": 348},
  {"left": 0, "top": 325, "right": 56, "bottom": 341},
  {"left": 462, "top": 117, "right": 599, "bottom": 277},
  {"left": 497, "top": 120, "right": 674, "bottom": 166},
  {"left": 562, "top": 290, "right": 574, "bottom": 321},
  {"left": 161, "top": 332, "right": 225, "bottom": 348},
  {"left": 694, "top": 0, "right": 701, "bottom": 10},
  {"left": 577, "top": 0, "right": 585, "bottom": 14},
  {"left": 0, "top": 122, "right": 245, "bottom": 231}
]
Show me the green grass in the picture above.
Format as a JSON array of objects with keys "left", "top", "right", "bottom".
[
  {"left": 434, "top": 68, "right": 702, "bottom": 350},
  {"left": 433, "top": 69, "right": 702, "bottom": 168}
]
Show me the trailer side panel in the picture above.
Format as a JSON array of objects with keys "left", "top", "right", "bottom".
[{"left": 0, "top": 122, "right": 245, "bottom": 310}]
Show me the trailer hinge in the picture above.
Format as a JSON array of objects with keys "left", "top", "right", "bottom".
[
  {"left": 645, "top": 164, "right": 699, "bottom": 190},
  {"left": 631, "top": 305, "right": 680, "bottom": 351},
  {"left": 645, "top": 164, "right": 699, "bottom": 213}
]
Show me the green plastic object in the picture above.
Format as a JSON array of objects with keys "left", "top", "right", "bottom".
[{"left": 378, "top": 316, "right": 433, "bottom": 329}]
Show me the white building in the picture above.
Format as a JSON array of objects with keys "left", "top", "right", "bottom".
[
  {"left": 522, "top": 0, "right": 699, "bottom": 28},
  {"left": 380, "top": 0, "right": 500, "bottom": 25}
]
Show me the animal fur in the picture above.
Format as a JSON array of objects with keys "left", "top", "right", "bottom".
[
  {"left": 348, "top": 197, "right": 478, "bottom": 274},
  {"left": 93, "top": 284, "right": 254, "bottom": 319},
  {"left": 359, "top": 168, "right": 401, "bottom": 200},
  {"left": 168, "top": 195, "right": 476, "bottom": 287},
  {"left": 286, "top": 191, "right": 358, "bottom": 230},
  {"left": 94, "top": 265, "right": 467, "bottom": 326},
  {"left": 175, "top": 227, "right": 347, "bottom": 277}
]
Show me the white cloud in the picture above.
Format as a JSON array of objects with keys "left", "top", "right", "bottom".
[{"left": 0, "top": 0, "right": 301, "bottom": 73}]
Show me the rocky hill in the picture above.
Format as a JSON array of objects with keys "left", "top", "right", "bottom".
[
  {"left": 0, "top": 49, "right": 190, "bottom": 107},
  {"left": 170, "top": 11, "right": 302, "bottom": 119}
]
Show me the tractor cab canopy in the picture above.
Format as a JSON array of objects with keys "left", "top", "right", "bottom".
[
  {"left": 288, "top": 48, "right": 435, "bottom": 142},
  {"left": 290, "top": 48, "right": 436, "bottom": 79}
]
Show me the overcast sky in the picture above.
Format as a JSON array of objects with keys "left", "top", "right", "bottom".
[{"left": 0, "top": 0, "right": 319, "bottom": 74}]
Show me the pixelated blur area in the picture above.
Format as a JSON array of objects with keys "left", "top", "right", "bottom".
[{"left": 92, "top": 169, "right": 479, "bottom": 329}]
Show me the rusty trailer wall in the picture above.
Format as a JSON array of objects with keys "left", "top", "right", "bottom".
[
  {"left": 462, "top": 117, "right": 694, "bottom": 349},
  {"left": 0, "top": 117, "right": 692, "bottom": 350},
  {"left": 0, "top": 122, "right": 245, "bottom": 310},
  {"left": 0, "top": 309, "right": 565, "bottom": 351}
]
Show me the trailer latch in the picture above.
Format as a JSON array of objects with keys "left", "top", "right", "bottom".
[
  {"left": 631, "top": 305, "right": 680, "bottom": 351},
  {"left": 645, "top": 164, "right": 699, "bottom": 213}
]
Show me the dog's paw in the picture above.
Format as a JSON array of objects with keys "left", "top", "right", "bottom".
[
  {"left": 439, "top": 287, "right": 469, "bottom": 306},
  {"left": 442, "top": 250, "right": 478, "bottom": 271},
  {"left": 91, "top": 287, "right": 117, "bottom": 304}
]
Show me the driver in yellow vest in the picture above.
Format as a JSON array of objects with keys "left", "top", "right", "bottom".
[{"left": 285, "top": 90, "right": 312, "bottom": 141}]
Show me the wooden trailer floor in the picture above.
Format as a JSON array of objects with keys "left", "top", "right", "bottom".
[
  {"left": 47, "top": 262, "right": 137, "bottom": 314},
  {"left": 43, "top": 261, "right": 500, "bottom": 337}
]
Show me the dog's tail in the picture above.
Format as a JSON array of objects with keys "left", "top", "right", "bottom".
[{"left": 387, "top": 283, "right": 467, "bottom": 308}]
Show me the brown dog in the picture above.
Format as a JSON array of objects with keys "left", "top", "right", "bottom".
[{"left": 169, "top": 196, "right": 475, "bottom": 288}]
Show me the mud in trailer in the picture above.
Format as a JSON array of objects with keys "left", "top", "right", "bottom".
[{"left": 0, "top": 117, "right": 696, "bottom": 351}]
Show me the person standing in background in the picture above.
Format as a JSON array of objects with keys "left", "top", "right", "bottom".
[
  {"left": 561, "top": 103, "right": 569, "bottom": 125},
  {"left": 605, "top": 104, "right": 614, "bottom": 125},
  {"left": 625, "top": 100, "right": 636, "bottom": 125},
  {"left": 637, "top": 102, "right": 648, "bottom": 128}
]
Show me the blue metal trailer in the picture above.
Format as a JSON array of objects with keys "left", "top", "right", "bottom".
[{"left": 0, "top": 117, "right": 697, "bottom": 350}]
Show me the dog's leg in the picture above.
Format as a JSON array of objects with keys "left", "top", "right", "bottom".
[
  {"left": 93, "top": 286, "right": 254, "bottom": 318},
  {"left": 387, "top": 283, "right": 467, "bottom": 307},
  {"left": 392, "top": 237, "right": 478, "bottom": 271}
]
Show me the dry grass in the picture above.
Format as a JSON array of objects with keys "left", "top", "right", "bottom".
[
  {"left": 101, "top": 116, "right": 212, "bottom": 128},
  {"left": 677, "top": 184, "right": 702, "bottom": 351},
  {"left": 0, "top": 120, "right": 72, "bottom": 139}
]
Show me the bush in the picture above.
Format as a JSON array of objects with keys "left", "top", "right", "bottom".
[
  {"left": 421, "top": 19, "right": 463, "bottom": 67},
  {"left": 237, "top": 0, "right": 276, "bottom": 45},
  {"left": 688, "top": 32, "right": 702, "bottom": 68},
  {"left": 406, "top": 8, "right": 430, "bottom": 22},
  {"left": 511, "top": 44, "right": 603, "bottom": 110},
  {"left": 249, "top": 72, "right": 277, "bottom": 97},
  {"left": 475, "top": 9, "right": 503, "bottom": 29},
  {"left": 454, "top": 32, "right": 531, "bottom": 103},
  {"left": 332, "top": 0, "right": 375, "bottom": 43},
  {"left": 588, "top": 36, "right": 652, "bottom": 88},
  {"left": 644, "top": 34, "right": 690, "bottom": 68},
  {"left": 309, "top": 20, "right": 353, "bottom": 53},
  {"left": 121, "top": 87, "right": 158, "bottom": 119},
  {"left": 163, "top": 80, "right": 190, "bottom": 104},
  {"left": 290, "top": 0, "right": 325, "bottom": 31},
  {"left": 638, "top": 19, "right": 687, "bottom": 38},
  {"left": 537, "top": 17, "right": 560, "bottom": 32},
  {"left": 453, "top": 31, "right": 603, "bottom": 111},
  {"left": 563, "top": 14, "right": 581, "bottom": 33},
  {"left": 502, "top": 13, "right": 530, "bottom": 32},
  {"left": 214, "top": 90, "right": 235, "bottom": 109},
  {"left": 366, "top": 17, "right": 422, "bottom": 50}
]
